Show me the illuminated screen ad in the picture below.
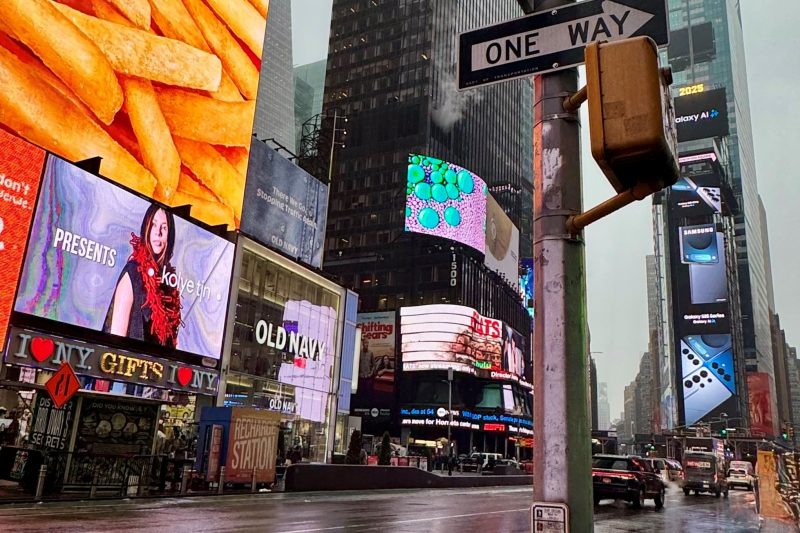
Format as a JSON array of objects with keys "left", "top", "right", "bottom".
[
  {"left": 0, "top": 0, "right": 269, "bottom": 228},
  {"left": 671, "top": 175, "right": 722, "bottom": 217},
  {"left": 747, "top": 372, "right": 775, "bottom": 437},
  {"left": 405, "top": 154, "right": 487, "bottom": 253},
  {"left": 14, "top": 156, "right": 235, "bottom": 361},
  {"left": 674, "top": 88, "right": 730, "bottom": 142},
  {"left": 0, "top": 129, "right": 46, "bottom": 345},
  {"left": 485, "top": 194, "right": 520, "bottom": 289},
  {"left": 400, "top": 304, "right": 530, "bottom": 385},
  {"left": 680, "top": 334, "right": 736, "bottom": 426}
]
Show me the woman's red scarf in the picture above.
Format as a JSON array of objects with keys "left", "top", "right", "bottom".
[{"left": 130, "top": 234, "right": 182, "bottom": 347}]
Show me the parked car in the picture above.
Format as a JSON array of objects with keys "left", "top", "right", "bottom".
[
  {"left": 665, "top": 459, "right": 685, "bottom": 486},
  {"left": 682, "top": 451, "right": 729, "bottom": 497},
  {"left": 646, "top": 458, "right": 669, "bottom": 481},
  {"left": 592, "top": 454, "right": 666, "bottom": 509}
]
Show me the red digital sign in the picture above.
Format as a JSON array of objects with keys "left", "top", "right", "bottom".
[
  {"left": 0, "top": 129, "right": 45, "bottom": 345},
  {"left": 484, "top": 423, "right": 506, "bottom": 432}
]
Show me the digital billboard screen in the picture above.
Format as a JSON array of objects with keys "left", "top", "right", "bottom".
[
  {"left": 0, "top": 129, "right": 46, "bottom": 345},
  {"left": 674, "top": 88, "right": 729, "bottom": 142},
  {"left": 241, "top": 140, "right": 329, "bottom": 269},
  {"left": 0, "top": 0, "right": 269, "bottom": 228},
  {"left": 671, "top": 174, "right": 722, "bottom": 217},
  {"left": 485, "top": 194, "right": 520, "bottom": 289},
  {"left": 357, "top": 311, "right": 396, "bottom": 390},
  {"left": 14, "top": 156, "right": 235, "bottom": 361},
  {"left": 400, "top": 304, "right": 530, "bottom": 385},
  {"left": 747, "top": 372, "right": 775, "bottom": 437},
  {"left": 680, "top": 334, "right": 736, "bottom": 426},
  {"left": 405, "top": 154, "right": 487, "bottom": 253}
]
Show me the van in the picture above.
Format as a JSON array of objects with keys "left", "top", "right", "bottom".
[
  {"left": 727, "top": 460, "right": 755, "bottom": 491},
  {"left": 683, "top": 451, "right": 729, "bottom": 497}
]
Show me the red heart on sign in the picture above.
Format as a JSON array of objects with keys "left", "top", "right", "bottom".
[
  {"left": 30, "top": 337, "right": 55, "bottom": 362},
  {"left": 176, "top": 367, "right": 193, "bottom": 387}
]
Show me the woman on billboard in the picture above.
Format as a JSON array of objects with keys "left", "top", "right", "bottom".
[{"left": 104, "top": 204, "right": 182, "bottom": 347}]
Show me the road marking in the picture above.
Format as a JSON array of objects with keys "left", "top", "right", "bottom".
[{"left": 275, "top": 507, "right": 529, "bottom": 533}]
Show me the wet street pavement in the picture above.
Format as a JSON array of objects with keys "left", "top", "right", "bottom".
[{"left": 0, "top": 485, "right": 796, "bottom": 532}]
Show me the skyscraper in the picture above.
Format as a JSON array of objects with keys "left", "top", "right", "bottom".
[
  {"left": 254, "top": 0, "right": 296, "bottom": 153},
  {"left": 294, "top": 59, "right": 328, "bottom": 150},
  {"left": 653, "top": 0, "right": 776, "bottom": 430},
  {"left": 598, "top": 383, "right": 611, "bottom": 431},
  {"left": 323, "top": 0, "right": 534, "bottom": 446}
]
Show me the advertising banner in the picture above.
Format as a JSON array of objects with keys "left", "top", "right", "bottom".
[
  {"left": 275, "top": 300, "right": 339, "bottom": 423},
  {"left": 748, "top": 372, "right": 776, "bottom": 437},
  {"left": 399, "top": 405, "right": 533, "bottom": 435},
  {"left": 0, "top": 130, "right": 46, "bottom": 345},
  {"left": 670, "top": 173, "right": 722, "bottom": 218},
  {"left": 674, "top": 88, "right": 730, "bottom": 142},
  {"left": 400, "top": 304, "right": 530, "bottom": 385},
  {"left": 226, "top": 408, "right": 281, "bottom": 484},
  {"left": 405, "top": 154, "right": 487, "bottom": 253},
  {"left": 14, "top": 156, "right": 234, "bottom": 361},
  {"left": 29, "top": 394, "right": 76, "bottom": 451},
  {"left": 242, "top": 140, "right": 329, "bottom": 268},
  {"left": 0, "top": 1, "right": 269, "bottom": 229},
  {"left": 357, "top": 311, "right": 396, "bottom": 389},
  {"left": 485, "top": 194, "right": 520, "bottom": 290},
  {"left": 74, "top": 398, "right": 160, "bottom": 455},
  {"left": 5, "top": 327, "right": 219, "bottom": 396},
  {"left": 757, "top": 450, "right": 793, "bottom": 520}
]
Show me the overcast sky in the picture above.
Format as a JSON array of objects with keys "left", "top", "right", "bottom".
[{"left": 290, "top": 0, "right": 800, "bottom": 419}]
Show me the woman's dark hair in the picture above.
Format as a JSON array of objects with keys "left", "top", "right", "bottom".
[{"left": 140, "top": 204, "right": 175, "bottom": 266}]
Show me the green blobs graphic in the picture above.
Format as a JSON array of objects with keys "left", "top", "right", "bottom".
[
  {"left": 414, "top": 182, "right": 432, "bottom": 200},
  {"left": 431, "top": 171, "right": 445, "bottom": 184},
  {"left": 411, "top": 156, "right": 421, "bottom": 165},
  {"left": 444, "top": 207, "right": 461, "bottom": 227},
  {"left": 428, "top": 157, "right": 443, "bottom": 165},
  {"left": 408, "top": 164, "right": 425, "bottom": 184},
  {"left": 431, "top": 184, "right": 448, "bottom": 203},
  {"left": 457, "top": 170, "right": 474, "bottom": 194},
  {"left": 418, "top": 207, "right": 439, "bottom": 229},
  {"left": 446, "top": 183, "right": 460, "bottom": 199},
  {"left": 405, "top": 206, "right": 411, "bottom": 218},
  {"left": 445, "top": 169, "right": 457, "bottom": 184}
]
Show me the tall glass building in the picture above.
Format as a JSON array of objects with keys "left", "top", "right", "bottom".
[{"left": 654, "top": 0, "right": 777, "bottom": 429}]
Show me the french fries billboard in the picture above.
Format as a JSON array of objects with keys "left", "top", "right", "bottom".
[{"left": 0, "top": 0, "right": 269, "bottom": 229}]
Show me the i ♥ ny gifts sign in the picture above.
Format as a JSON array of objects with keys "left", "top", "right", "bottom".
[{"left": 6, "top": 327, "right": 218, "bottom": 395}]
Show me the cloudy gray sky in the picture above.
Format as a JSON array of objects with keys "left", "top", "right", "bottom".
[{"left": 290, "top": 1, "right": 800, "bottom": 419}]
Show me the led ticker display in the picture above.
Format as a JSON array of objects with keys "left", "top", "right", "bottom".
[
  {"left": 0, "top": 0, "right": 269, "bottom": 228},
  {"left": 405, "top": 155, "right": 487, "bottom": 253},
  {"left": 0, "top": 129, "right": 46, "bottom": 345},
  {"left": 400, "top": 304, "right": 530, "bottom": 385},
  {"left": 14, "top": 156, "right": 235, "bottom": 361}
]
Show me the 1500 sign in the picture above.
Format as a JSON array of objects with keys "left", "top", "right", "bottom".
[{"left": 6, "top": 327, "right": 218, "bottom": 395}]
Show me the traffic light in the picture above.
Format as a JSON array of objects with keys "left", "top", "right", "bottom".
[
  {"left": 720, "top": 428, "right": 727, "bottom": 437},
  {"left": 585, "top": 36, "right": 679, "bottom": 196}
]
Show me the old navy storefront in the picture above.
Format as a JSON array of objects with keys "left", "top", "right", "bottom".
[
  {"left": 0, "top": 144, "right": 228, "bottom": 497},
  {"left": 219, "top": 239, "right": 349, "bottom": 464}
]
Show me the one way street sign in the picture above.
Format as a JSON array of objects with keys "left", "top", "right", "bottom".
[{"left": 458, "top": 0, "right": 668, "bottom": 89}]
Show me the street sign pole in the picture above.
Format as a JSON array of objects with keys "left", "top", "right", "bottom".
[{"left": 528, "top": 0, "right": 592, "bottom": 530}]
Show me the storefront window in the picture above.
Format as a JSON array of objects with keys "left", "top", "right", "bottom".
[{"left": 229, "top": 246, "right": 342, "bottom": 463}]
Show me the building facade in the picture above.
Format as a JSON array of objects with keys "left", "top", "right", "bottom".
[{"left": 598, "top": 383, "right": 611, "bottom": 432}]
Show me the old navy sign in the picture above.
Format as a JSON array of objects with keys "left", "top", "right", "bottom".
[
  {"left": 458, "top": 0, "right": 668, "bottom": 89},
  {"left": 254, "top": 320, "right": 326, "bottom": 361},
  {"left": 6, "top": 327, "right": 218, "bottom": 395}
]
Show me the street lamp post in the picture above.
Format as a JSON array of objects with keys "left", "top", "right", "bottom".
[
  {"left": 327, "top": 109, "right": 347, "bottom": 183},
  {"left": 447, "top": 368, "right": 453, "bottom": 476}
]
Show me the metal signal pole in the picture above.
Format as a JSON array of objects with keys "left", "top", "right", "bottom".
[{"left": 525, "top": 0, "right": 593, "bottom": 529}]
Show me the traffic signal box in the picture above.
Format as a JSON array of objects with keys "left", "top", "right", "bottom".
[{"left": 585, "top": 36, "right": 679, "bottom": 194}]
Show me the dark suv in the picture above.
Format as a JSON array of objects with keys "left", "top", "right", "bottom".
[{"left": 592, "top": 454, "right": 666, "bottom": 509}]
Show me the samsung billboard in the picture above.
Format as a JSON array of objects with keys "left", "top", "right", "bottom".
[{"left": 674, "top": 88, "right": 729, "bottom": 142}]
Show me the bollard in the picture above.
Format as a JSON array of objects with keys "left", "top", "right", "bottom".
[
  {"left": 34, "top": 464, "right": 47, "bottom": 502},
  {"left": 217, "top": 466, "right": 225, "bottom": 495},
  {"left": 180, "top": 467, "right": 191, "bottom": 495},
  {"left": 137, "top": 463, "right": 148, "bottom": 496},
  {"left": 89, "top": 469, "right": 99, "bottom": 499},
  {"left": 251, "top": 468, "right": 257, "bottom": 493}
]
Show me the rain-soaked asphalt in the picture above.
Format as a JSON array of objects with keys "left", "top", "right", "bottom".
[{"left": 0, "top": 485, "right": 796, "bottom": 532}]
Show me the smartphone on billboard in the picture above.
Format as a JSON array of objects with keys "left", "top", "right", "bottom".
[
  {"left": 689, "top": 234, "right": 728, "bottom": 304},
  {"left": 680, "top": 224, "right": 719, "bottom": 264}
]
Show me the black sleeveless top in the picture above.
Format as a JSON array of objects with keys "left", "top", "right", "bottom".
[{"left": 103, "top": 260, "right": 159, "bottom": 344}]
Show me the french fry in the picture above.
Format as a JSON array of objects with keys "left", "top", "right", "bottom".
[
  {"left": 91, "top": 0, "right": 135, "bottom": 27},
  {"left": 0, "top": 32, "right": 93, "bottom": 117},
  {"left": 155, "top": 86, "right": 254, "bottom": 147},
  {"left": 181, "top": 0, "right": 260, "bottom": 99},
  {"left": 216, "top": 146, "right": 249, "bottom": 177},
  {"left": 205, "top": 0, "right": 265, "bottom": 59},
  {"left": 172, "top": 190, "right": 235, "bottom": 228},
  {"left": 0, "top": 46, "right": 156, "bottom": 194},
  {"left": 247, "top": 0, "right": 269, "bottom": 19},
  {"left": 107, "top": 0, "right": 151, "bottom": 29},
  {"left": 54, "top": 2, "right": 222, "bottom": 92},
  {"left": 122, "top": 76, "right": 180, "bottom": 202},
  {"left": 149, "top": 0, "right": 242, "bottom": 101},
  {"left": 173, "top": 137, "right": 244, "bottom": 221},
  {"left": 178, "top": 169, "right": 220, "bottom": 203},
  {"left": 3, "top": 0, "right": 123, "bottom": 124}
]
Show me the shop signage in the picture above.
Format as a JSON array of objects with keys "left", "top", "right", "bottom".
[
  {"left": 254, "top": 320, "right": 327, "bottom": 361},
  {"left": 30, "top": 395, "right": 76, "bottom": 451},
  {"left": 6, "top": 327, "right": 219, "bottom": 396},
  {"left": 226, "top": 408, "right": 282, "bottom": 483}
]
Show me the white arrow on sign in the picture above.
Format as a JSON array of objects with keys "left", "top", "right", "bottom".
[{"left": 471, "top": 0, "right": 654, "bottom": 72}]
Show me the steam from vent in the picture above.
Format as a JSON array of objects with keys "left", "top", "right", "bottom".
[{"left": 431, "top": 71, "right": 483, "bottom": 132}]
